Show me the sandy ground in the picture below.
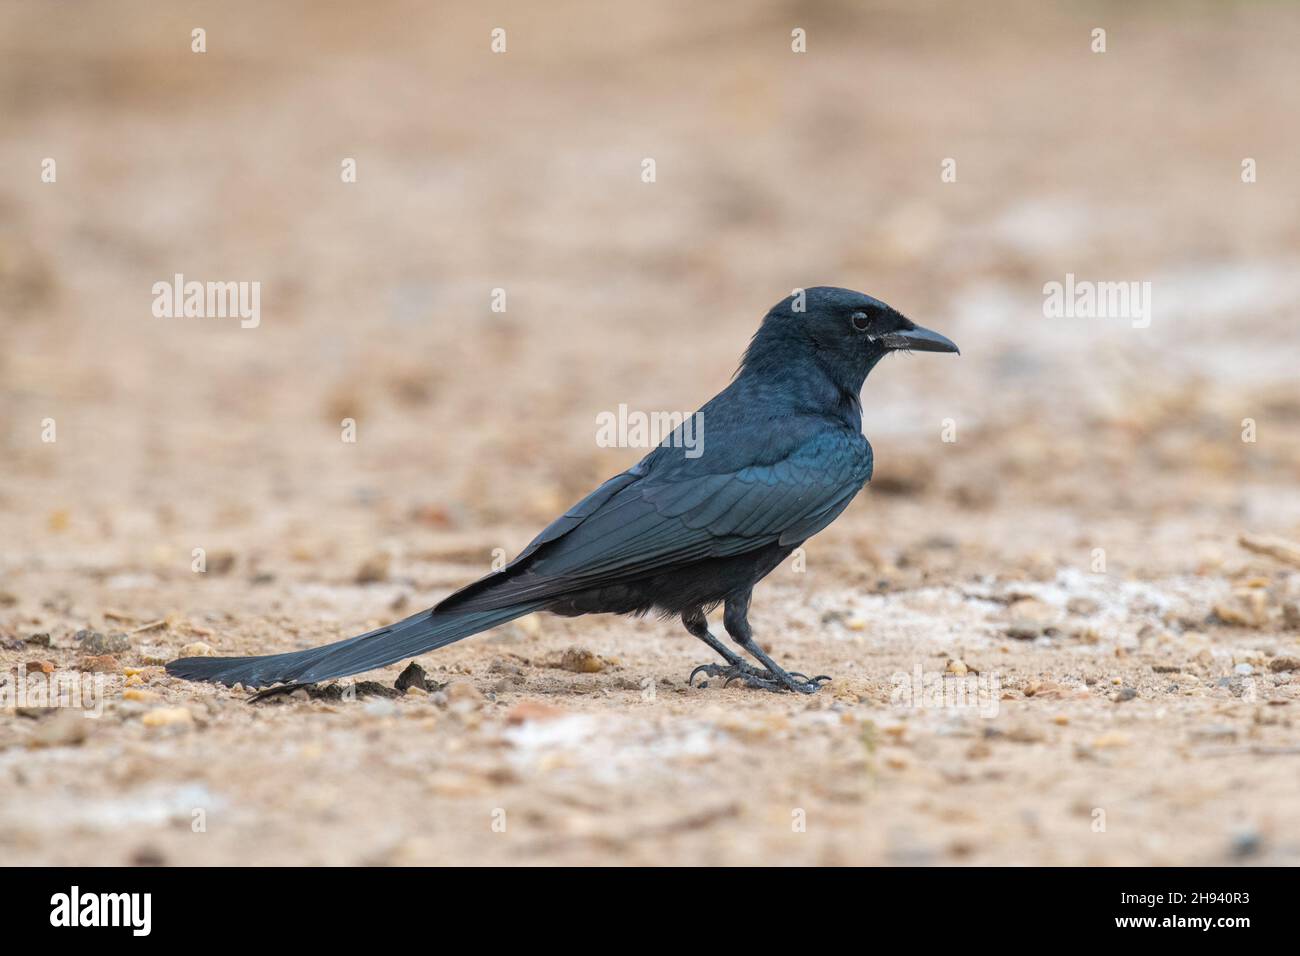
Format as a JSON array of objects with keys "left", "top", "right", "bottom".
[{"left": 2, "top": 1, "right": 1300, "bottom": 865}]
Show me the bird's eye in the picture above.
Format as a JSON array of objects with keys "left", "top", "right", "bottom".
[{"left": 851, "top": 311, "right": 870, "bottom": 332}]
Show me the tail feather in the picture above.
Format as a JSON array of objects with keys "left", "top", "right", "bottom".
[{"left": 165, "top": 603, "right": 544, "bottom": 689}]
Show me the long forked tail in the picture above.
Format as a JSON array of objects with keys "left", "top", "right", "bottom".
[{"left": 165, "top": 602, "right": 544, "bottom": 689}]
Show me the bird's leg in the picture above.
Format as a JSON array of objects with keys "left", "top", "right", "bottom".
[
  {"left": 722, "top": 592, "right": 830, "bottom": 695},
  {"left": 682, "top": 607, "right": 744, "bottom": 665},
  {"left": 681, "top": 608, "right": 776, "bottom": 689}
]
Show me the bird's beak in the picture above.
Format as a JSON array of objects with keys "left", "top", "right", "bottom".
[{"left": 882, "top": 323, "right": 960, "bottom": 354}]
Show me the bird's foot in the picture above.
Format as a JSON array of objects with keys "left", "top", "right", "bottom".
[
  {"left": 688, "top": 662, "right": 831, "bottom": 694},
  {"left": 687, "top": 661, "right": 769, "bottom": 689},
  {"left": 771, "top": 672, "right": 832, "bottom": 694}
]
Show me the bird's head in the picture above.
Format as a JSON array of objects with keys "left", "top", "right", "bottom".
[{"left": 741, "top": 286, "right": 959, "bottom": 395}]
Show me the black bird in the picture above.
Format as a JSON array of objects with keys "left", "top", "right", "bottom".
[{"left": 167, "top": 287, "right": 958, "bottom": 694}]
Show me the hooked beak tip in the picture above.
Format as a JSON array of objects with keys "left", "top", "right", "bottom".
[{"left": 883, "top": 324, "right": 960, "bottom": 355}]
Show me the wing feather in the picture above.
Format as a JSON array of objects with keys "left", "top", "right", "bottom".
[{"left": 440, "top": 427, "right": 872, "bottom": 613}]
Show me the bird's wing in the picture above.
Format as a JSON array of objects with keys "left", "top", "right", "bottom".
[{"left": 438, "top": 426, "right": 872, "bottom": 612}]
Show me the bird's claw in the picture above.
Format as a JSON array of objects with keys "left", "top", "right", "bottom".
[
  {"left": 689, "top": 661, "right": 771, "bottom": 689},
  {"left": 761, "top": 671, "right": 831, "bottom": 694},
  {"left": 790, "top": 674, "right": 833, "bottom": 694},
  {"left": 688, "top": 662, "right": 831, "bottom": 694},
  {"left": 688, "top": 662, "right": 737, "bottom": 686}
]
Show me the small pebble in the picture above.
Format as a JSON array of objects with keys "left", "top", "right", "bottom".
[
  {"left": 395, "top": 661, "right": 428, "bottom": 692},
  {"left": 1220, "top": 675, "right": 1256, "bottom": 698},
  {"left": 1229, "top": 827, "right": 1262, "bottom": 859},
  {"left": 444, "top": 681, "right": 484, "bottom": 704},
  {"left": 1005, "top": 598, "right": 1059, "bottom": 638},
  {"left": 76, "top": 629, "right": 131, "bottom": 655},
  {"left": 1213, "top": 591, "right": 1268, "bottom": 628},
  {"left": 79, "top": 655, "right": 120, "bottom": 673},
  {"left": 179, "top": 641, "right": 214, "bottom": 657},
  {"left": 1004, "top": 723, "right": 1045, "bottom": 743},
  {"left": 355, "top": 553, "right": 390, "bottom": 584},
  {"left": 130, "top": 845, "right": 167, "bottom": 866},
  {"left": 1066, "top": 596, "right": 1101, "bottom": 616},
  {"left": 506, "top": 700, "right": 564, "bottom": 724},
  {"left": 560, "top": 647, "right": 606, "bottom": 674},
  {"left": 1282, "top": 601, "right": 1300, "bottom": 630},
  {"left": 141, "top": 707, "right": 194, "bottom": 728},
  {"left": 30, "top": 710, "right": 92, "bottom": 748}
]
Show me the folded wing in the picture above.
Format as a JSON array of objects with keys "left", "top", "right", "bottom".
[{"left": 438, "top": 426, "right": 872, "bottom": 613}]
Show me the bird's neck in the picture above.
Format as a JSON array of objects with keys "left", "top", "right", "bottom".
[{"left": 736, "top": 351, "right": 867, "bottom": 431}]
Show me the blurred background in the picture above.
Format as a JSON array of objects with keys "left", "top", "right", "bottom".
[{"left": 2, "top": 1, "right": 1298, "bottom": 866}]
